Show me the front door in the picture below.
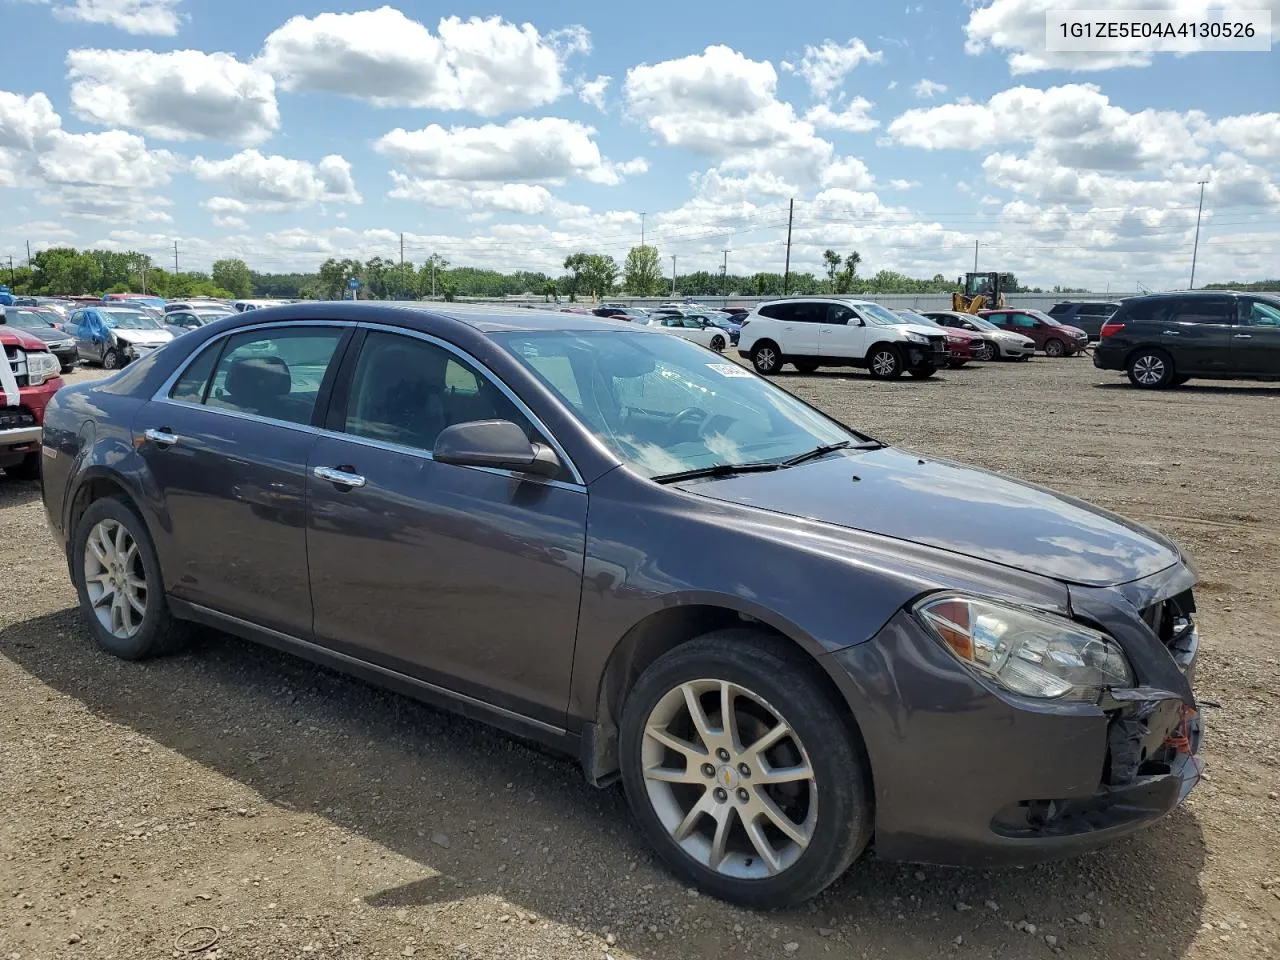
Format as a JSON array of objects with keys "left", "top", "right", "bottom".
[
  {"left": 135, "top": 323, "right": 350, "bottom": 636},
  {"left": 1235, "top": 297, "right": 1280, "bottom": 375},
  {"left": 305, "top": 328, "right": 588, "bottom": 728},
  {"left": 71, "top": 309, "right": 103, "bottom": 364},
  {"left": 1007, "top": 312, "right": 1043, "bottom": 348},
  {"left": 819, "top": 303, "right": 868, "bottom": 358}
]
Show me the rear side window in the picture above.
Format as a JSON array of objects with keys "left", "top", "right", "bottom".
[
  {"left": 1171, "top": 298, "right": 1233, "bottom": 324},
  {"left": 201, "top": 327, "right": 345, "bottom": 425},
  {"left": 757, "top": 304, "right": 790, "bottom": 320},
  {"left": 791, "top": 302, "right": 829, "bottom": 324},
  {"left": 1048, "top": 304, "right": 1071, "bottom": 317}
]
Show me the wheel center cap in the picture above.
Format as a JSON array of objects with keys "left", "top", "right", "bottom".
[{"left": 716, "top": 765, "right": 739, "bottom": 790}]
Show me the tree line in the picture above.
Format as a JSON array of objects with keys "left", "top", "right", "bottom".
[{"left": 5, "top": 244, "right": 1111, "bottom": 303}]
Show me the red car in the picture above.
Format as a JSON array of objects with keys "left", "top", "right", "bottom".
[
  {"left": 979, "top": 309, "right": 1090, "bottom": 357},
  {"left": 895, "top": 309, "right": 980, "bottom": 366},
  {"left": 1, "top": 320, "right": 64, "bottom": 479}
]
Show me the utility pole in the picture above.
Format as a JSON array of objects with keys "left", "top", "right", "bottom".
[
  {"left": 25, "top": 240, "right": 31, "bottom": 266},
  {"left": 399, "top": 232, "right": 404, "bottom": 267},
  {"left": 670, "top": 254, "right": 677, "bottom": 296},
  {"left": 431, "top": 257, "right": 436, "bottom": 299},
  {"left": 641, "top": 212, "right": 646, "bottom": 248},
  {"left": 173, "top": 240, "right": 179, "bottom": 273},
  {"left": 973, "top": 238, "right": 979, "bottom": 273},
  {"left": 7, "top": 255, "right": 13, "bottom": 286},
  {"left": 783, "top": 198, "right": 794, "bottom": 296},
  {"left": 721, "top": 249, "right": 729, "bottom": 299},
  {"left": 1189, "top": 178, "right": 1209, "bottom": 290}
]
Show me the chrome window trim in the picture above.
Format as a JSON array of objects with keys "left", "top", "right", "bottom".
[{"left": 148, "top": 318, "right": 586, "bottom": 490}]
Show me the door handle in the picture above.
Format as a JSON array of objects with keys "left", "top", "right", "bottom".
[
  {"left": 1161, "top": 330, "right": 1180, "bottom": 336},
  {"left": 144, "top": 427, "right": 179, "bottom": 447},
  {"left": 1234, "top": 334, "right": 1252, "bottom": 339},
  {"left": 313, "top": 465, "right": 366, "bottom": 488}
]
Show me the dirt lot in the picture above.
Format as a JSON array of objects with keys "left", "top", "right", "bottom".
[{"left": 2, "top": 357, "right": 1278, "bottom": 960}]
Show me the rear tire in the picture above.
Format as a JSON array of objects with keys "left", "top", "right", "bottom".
[
  {"left": 750, "top": 341, "right": 782, "bottom": 375},
  {"left": 71, "top": 496, "right": 190, "bottom": 660},
  {"left": 1044, "top": 338, "right": 1066, "bottom": 358},
  {"left": 867, "top": 345, "right": 903, "bottom": 380},
  {"left": 1126, "top": 348, "right": 1175, "bottom": 389},
  {"left": 619, "top": 630, "right": 872, "bottom": 908}
]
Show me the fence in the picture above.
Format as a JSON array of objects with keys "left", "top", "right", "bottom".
[{"left": 472, "top": 292, "right": 1137, "bottom": 312}]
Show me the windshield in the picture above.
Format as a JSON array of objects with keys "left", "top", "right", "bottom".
[
  {"left": 6, "top": 309, "right": 55, "bottom": 330},
  {"left": 101, "top": 309, "right": 161, "bottom": 330},
  {"left": 1026, "top": 310, "right": 1061, "bottom": 326},
  {"left": 899, "top": 311, "right": 939, "bottom": 327},
  {"left": 858, "top": 302, "right": 908, "bottom": 326},
  {"left": 496, "top": 330, "right": 858, "bottom": 478},
  {"left": 961, "top": 314, "right": 999, "bottom": 331}
]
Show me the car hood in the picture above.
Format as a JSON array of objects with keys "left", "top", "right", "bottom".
[
  {"left": 114, "top": 328, "right": 174, "bottom": 346},
  {"left": 0, "top": 326, "right": 49, "bottom": 351},
  {"left": 15, "top": 326, "right": 65, "bottom": 344},
  {"left": 683, "top": 447, "right": 1180, "bottom": 587},
  {"left": 896, "top": 323, "right": 946, "bottom": 338},
  {"left": 996, "top": 330, "right": 1035, "bottom": 344},
  {"left": 1057, "top": 324, "right": 1088, "bottom": 337}
]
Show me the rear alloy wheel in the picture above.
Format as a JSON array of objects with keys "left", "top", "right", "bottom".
[
  {"left": 1127, "top": 349, "right": 1175, "bottom": 389},
  {"left": 867, "top": 346, "right": 903, "bottom": 380},
  {"left": 709, "top": 334, "right": 726, "bottom": 352},
  {"left": 102, "top": 349, "right": 122, "bottom": 370},
  {"left": 1044, "top": 338, "right": 1066, "bottom": 358},
  {"left": 620, "top": 631, "right": 871, "bottom": 907},
  {"left": 750, "top": 342, "right": 782, "bottom": 375}
]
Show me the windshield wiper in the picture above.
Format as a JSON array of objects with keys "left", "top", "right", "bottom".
[
  {"left": 782, "top": 439, "right": 883, "bottom": 467},
  {"left": 651, "top": 462, "right": 782, "bottom": 484}
]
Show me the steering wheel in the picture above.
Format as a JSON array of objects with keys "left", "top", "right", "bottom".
[{"left": 669, "top": 407, "right": 710, "bottom": 434}]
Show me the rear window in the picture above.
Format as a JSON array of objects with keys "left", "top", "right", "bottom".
[{"left": 1048, "top": 304, "right": 1071, "bottom": 316}]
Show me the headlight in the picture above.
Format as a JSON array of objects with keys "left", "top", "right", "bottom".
[
  {"left": 26, "top": 350, "right": 60, "bottom": 386},
  {"left": 915, "top": 594, "right": 1133, "bottom": 700},
  {"left": 905, "top": 332, "right": 929, "bottom": 344}
]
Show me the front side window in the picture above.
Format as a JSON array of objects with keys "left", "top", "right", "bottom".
[
  {"left": 1241, "top": 298, "right": 1280, "bottom": 327},
  {"left": 197, "top": 327, "right": 344, "bottom": 425},
  {"left": 1011, "top": 314, "right": 1038, "bottom": 329},
  {"left": 342, "top": 331, "right": 533, "bottom": 453},
  {"left": 498, "top": 330, "right": 856, "bottom": 479},
  {"left": 827, "top": 305, "right": 857, "bottom": 325}
]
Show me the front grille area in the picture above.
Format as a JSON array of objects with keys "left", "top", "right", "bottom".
[
  {"left": 0, "top": 406, "right": 37, "bottom": 431},
  {"left": 4, "top": 345, "right": 30, "bottom": 387}
]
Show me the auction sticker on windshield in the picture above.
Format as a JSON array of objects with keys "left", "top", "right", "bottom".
[{"left": 706, "top": 362, "right": 755, "bottom": 378}]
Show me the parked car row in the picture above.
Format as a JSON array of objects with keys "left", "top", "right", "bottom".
[{"left": 1, "top": 308, "right": 64, "bottom": 479}]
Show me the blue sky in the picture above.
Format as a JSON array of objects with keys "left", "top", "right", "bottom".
[{"left": 1, "top": 0, "right": 1277, "bottom": 288}]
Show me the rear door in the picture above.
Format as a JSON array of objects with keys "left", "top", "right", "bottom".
[
  {"left": 1160, "top": 297, "right": 1236, "bottom": 373},
  {"left": 819, "top": 302, "right": 868, "bottom": 359},
  {"left": 784, "top": 301, "right": 825, "bottom": 355},
  {"left": 1234, "top": 297, "right": 1280, "bottom": 375},
  {"left": 135, "top": 322, "right": 350, "bottom": 636}
]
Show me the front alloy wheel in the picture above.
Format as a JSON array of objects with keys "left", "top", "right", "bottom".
[
  {"left": 868, "top": 346, "right": 902, "bottom": 379},
  {"left": 1044, "top": 338, "right": 1066, "bottom": 358},
  {"left": 709, "top": 334, "right": 726, "bottom": 352},
  {"left": 976, "top": 341, "right": 998, "bottom": 362},
  {"left": 102, "top": 349, "right": 122, "bottom": 370},
  {"left": 83, "top": 518, "right": 148, "bottom": 639},
  {"left": 642, "top": 679, "right": 816, "bottom": 879},
  {"left": 751, "top": 342, "right": 781, "bottom": 375}
]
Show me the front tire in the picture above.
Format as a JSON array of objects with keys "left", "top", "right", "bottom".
[
  {"left": 867, "top": 345, "right": 903, "bottom": 380},
  {"left": 975, "top": 341, "right": 998, "bottom": 362},
  {"left": 71, "top": 497, "right": 189, "bottom": 660},
  {"left": 1127, "top": 348, "right": 1175, "bottom": 389},
  {"left": 709, "top": 334, "right": 726, "bottom": 353},
  {"left": 1044, "top": 338, "right": 1066, "bottom": 358},
  {"left": 102, "top": 349, "right": 123, "bottom": 370},
  {"left": 620, "top": 631, "right": 872, "bottom": 908},
  {"left": 750, "top": 341, "right": 782, "bottom": 375}
]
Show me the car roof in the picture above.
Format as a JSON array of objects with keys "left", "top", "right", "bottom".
[{"left": 214, "top": 300, "right": 637, "bottom": 335}]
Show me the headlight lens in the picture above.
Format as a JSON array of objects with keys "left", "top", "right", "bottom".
[
  {"left": 905, "top": 332, "right": 929, "bottom": 344},
  {"left": 26, "top": 350, "right": 60, "bottom": 386},
  {"left": 915, "top": 594, "right": 1133, "bottom": 700}
]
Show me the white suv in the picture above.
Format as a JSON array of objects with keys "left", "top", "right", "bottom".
[{"left": 738, "top": 298, "right": 951, "bottom": 379}]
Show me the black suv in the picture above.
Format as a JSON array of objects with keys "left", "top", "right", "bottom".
[
  {"left": 1048, "top": 301, "right": 1119, "bottom": 341},
  {"left": 1093, "top": 291, "right": 1280, "bottom": 388}
]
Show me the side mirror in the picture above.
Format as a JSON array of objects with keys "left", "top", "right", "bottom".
[{"left": 433, "top": 419, "right": 561, "bottom": 479}]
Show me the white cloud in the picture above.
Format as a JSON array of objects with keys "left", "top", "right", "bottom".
[
  {"left": 889, "top": 178, "right": 920, "bottom": 189},
  {"left": 258, "top": 8, "right": 585, "bottom": 115},
  {"left": 887, "top": 80, "right": 899, "bottom": 90},
  {"left": 887, "top": 84, "right": 1208, "bottom": 171},
  {"left": 52, "top": 0, "right": 183, "bottom": 35},
  {"left": 623, "top": 45, "right": 834, "bottom": 183},
  {"left": 0, "top": 91, "right": 61, "bottom": 150},
  {"left": 965, "top": 0, "right": 1280, "bottom": 74},
  {"left": 781, "top": 38, "right": 883, "bottom": 99},
  {"left": 578, "top": 74, "right": 611, "bottom": 111},
  {"left": 191, "top": 149, "right": 361, "bottom": 210},
  {"left": 805, "top": 98, "right": 878, "bottom": 132},
  {"left": 821, "top": 156, "right": 876, "bottom": 190},
  {"left": 912, "top": 78, "right": 947, "bottom": 99},
  {"left": 374, "top": 116, "right": 640, "bottom": 185},
  {"left": 690, "top": 168, "right": 798, "bottom": 202},
  {"left": 38, "top": 129, "right": 178, "bottom": 189},
  {"left": 39, "top": 184, "right": 173, "bottom": 223},
  {"left": 67, "top": 48, "right": 279, "bottom": 145},
  {"left": 387, "top": 175, "right": 590, "bottom": 218},
  {"left": 1207, "top": 113, "right": 1280, "bottom": 160}
]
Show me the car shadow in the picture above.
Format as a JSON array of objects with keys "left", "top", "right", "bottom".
[
  {"left": 0, "top": 610, "right": 1207, "bottom": 960},
  {"left": 0, "top": 474, "right": 43, "bottom": 506},
  {"left": 1093, "top": 381, "right": 1280, "bottom": 396}
]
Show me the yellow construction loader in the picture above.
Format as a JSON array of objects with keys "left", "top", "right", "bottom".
[{"left": 952, "top": 272, "right": 1013, "bottom": 313}]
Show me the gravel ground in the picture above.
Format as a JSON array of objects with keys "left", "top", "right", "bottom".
[{"left": 2, "top": 357, "right": 1278, "bottom": 960}]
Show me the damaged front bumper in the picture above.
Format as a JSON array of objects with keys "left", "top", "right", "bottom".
[{"left": 822, "top": 566, "right": 1203, "bottom": 867}]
